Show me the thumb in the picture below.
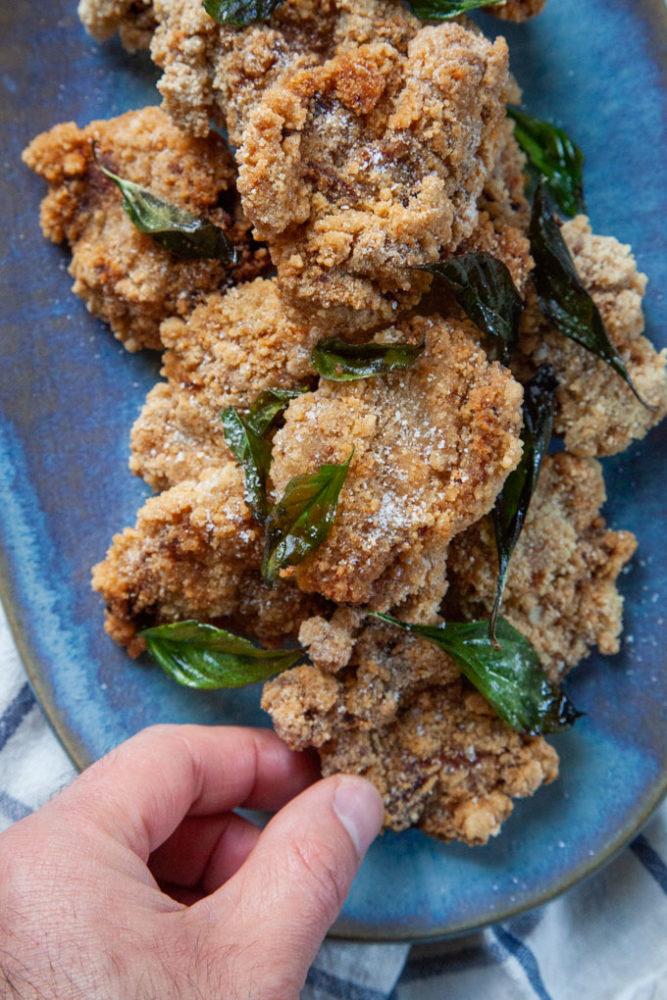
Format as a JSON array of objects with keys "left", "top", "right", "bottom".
[{"left": 195, "top": 775, "right": 383, "bottom": 995}]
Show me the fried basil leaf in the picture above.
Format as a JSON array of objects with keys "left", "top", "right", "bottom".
[
  {"left": 407, "top": 0, "right": 503, "bottom": 20},
  {"left": 94, "top": 151, "right": 237, "bottom": 262},
  {"left": 221, "top": 408, "right": 273, "bottom": 524},
  {"left": 222, "top": 388, "right": 307, "bottom": 523},
  {"left": 262, "top": 451, "right": 353, "bottom": 582},
  {"left": 508, "top": 106, "right": 585, "bottom": 217},
  {"left": 530, "top": 182, "right": 652, "bottom": 408},
  {"left": 490, "top": 364, "right": 558, "bottom": 641},
  {"left": 140, "top": 620, "right": 303, "bottom": 689},
  {"left": 245, "top": 387, "right": 308, "bottom": 436},
  {"left": 311, "top": 337, "right": 425, "bottom": 381},
  {"left": 419, "top": 254, "right": 522, "bottom": 363},
  {"left": 370, "top": 613, "right": 580, "bottom": 735},
  {"left": 203, "top": 0, "right": 282, "bottom": 26}
]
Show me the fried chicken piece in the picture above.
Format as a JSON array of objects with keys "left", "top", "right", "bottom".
[
  {"left": 130, "top": 278, "right": 319, "bottom": 490},
  {"left": 77, "top": 0, "right": 157, "bottom": 49},
  {"left": 92, "top": 462, "right": 321, "bottom": 655},
  {"left": 81, "top": 0, "right": 421, "bottom": 144},
  {"left": 456, "top": 114, "right": 532, "bottom": 294},
  {"left": 323, "top": 684, "right": 558, "bottom": 844},
  {"left": 22, "top": 107, "right": 269, "bottom": 352},
  {"left": 269, "top": 314, "right": 523, "bottom": 612},
  {"left": 488, "top": 0, "right": 547, "bottom": 21},
  {"left": 444, "top": 453, "right": 637, "bottom": 682},
  {"left": 263, "top": 617, "right": 558, "bottom": 844},
  {"left": 238, "top": 25, "right": 509, "bottom": 332},
  {"left": 516, "top": 216, "right": 667, "bottom": 456}
]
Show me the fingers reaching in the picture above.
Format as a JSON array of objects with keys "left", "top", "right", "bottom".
[
  {"left": 50, "top": 725, "right": 320, "bottom": 859},
  {"left": 149, "top": 811, "right": 262, "bottom": 891},
  {"left": 192, "top": 774, "right": 384, "bottom": 992}
]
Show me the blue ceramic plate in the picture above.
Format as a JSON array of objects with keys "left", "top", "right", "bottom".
[{"left": 0, "top": 0, "right": 665, "bottom": 941}]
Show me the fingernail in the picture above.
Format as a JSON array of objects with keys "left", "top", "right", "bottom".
[{"left": 333, "top": 777, "right": 384, "bottom": 859}]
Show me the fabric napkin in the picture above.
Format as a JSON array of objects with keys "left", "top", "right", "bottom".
[{"left": 1, "top": 601, "right": 664, "bottom": 1000}]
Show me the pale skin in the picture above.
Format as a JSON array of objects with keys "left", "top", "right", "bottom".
[{"left": 0, "top": 724, "right": 384, "bottom": 1000}]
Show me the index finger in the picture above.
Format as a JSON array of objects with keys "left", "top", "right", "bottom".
[{"left": 49, "top": 724, "right": 319, "bottom": 860}]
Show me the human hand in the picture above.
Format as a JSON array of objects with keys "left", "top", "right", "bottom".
[{"left": 0, "top": 724, "right": 384, "bottom": 999}]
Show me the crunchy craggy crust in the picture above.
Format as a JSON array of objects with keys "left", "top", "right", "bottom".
[
  {"left": 516, "top": 216, "right": 667, "bottom": 456},
  {"left": 130, "top": 278, "right": 319, "bottom": 490},
  {"left": 78, "top": 0, "right": 157, "bottom": 49},
  {"left": 92, "top": 462, "right": 323, "bottom": 655},
  {"left": 238, "top": 25, "right": 508, "bottom": 332},
  {"left": 138, "top": 0, "right": 421, "bottom": 144},
  {"left": 269, "top": 314, "right": 523, "bottom": 612},
  {"left": 323, "top": 685, "right": 558, "bottom": 845},
  {"left": 22, "top": 107, "right": 269, "bottom": 352},
  {"left": 262, "top": 616, "right": 558, "bottom": 844},
  {"left": 458, "top": 115, "right": 532, "bottom": 293},
  {"left": 444, "top": 453, "right": 637, "bottom": 682}
]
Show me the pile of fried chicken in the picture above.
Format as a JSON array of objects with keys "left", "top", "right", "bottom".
[{"left": 23, "top": 0, "right": 666, "bottom": 845}]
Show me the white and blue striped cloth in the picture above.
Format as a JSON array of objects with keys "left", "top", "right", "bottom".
[{"left": 1, "top": 601, "right": 665, "bottom": 1000}]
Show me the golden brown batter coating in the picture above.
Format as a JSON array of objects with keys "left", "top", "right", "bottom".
[
  {"left": 269, "top": 314, "right": 523, "bottom": 611},
  {"left": 322, "top": 684, "right": 558, "bottom": 844},
  {"left": 22, "top": 107, "right": 269, "bottom": 352},
  {"left": 239, "top": 25, "right": 509, "bottom": 332},
  {"left": 456, "top": 116, "right": 532, "bottom": 294},
  {"left": 125, "top": 0, "right": 421, "bottom": 144},
  {"left": 517, "top": 216, "right": 667, "bottom": 456},
  {"left": 92, "top": 462, "right": 321, "bottom": 655},
  {"left": 78, "top": 0, "right": 156, "bottom": 49},
  {"left": 262, "top": 617, "right": 557, "bottom": 844},
  {"left": 444, "top": 453, "right": 637, "bottom": 681},
  {"left": 130, "top": 278, "right": 319, "bottom": 490}
]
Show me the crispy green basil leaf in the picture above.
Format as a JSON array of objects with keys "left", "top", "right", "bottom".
[
  {"left": 94, "top": 151, "right": 237, "bottom": 262},
  {"left": 262, "top": 451, "right": 353, "bottom": 582},
  {"left": 311, "top": 337, "right": 425, "bottom": 381},
  {"left": 407, "top": 0, "right": 503, "bottom": 20},
  {"left": 140, "top": 620, "right": 303, "bottom": 689},
  {"left": 370, "top": 613, "right": 579, "bottom": 735},
  {"left": 222, "top": 388, "right": 307, "bottom": 523},
  {"left": 245, "top": 387, "right": 308, "bottom": 436},
  {"left": 530, "top": 182, "right": 652, "bottom": 408},
  {"left": 221, "top": 408, "right": 272, "bottom": 523},
  {"left": 419, "top": 254, "right": 522, "bottom": 363},
  {"left": 508, "top": 106, "right": 585, "bottom": 217},
  {"left": 203, "top": 0, "right": 282, "bottom": 26},
  {"left": 490, "top": 364, "right": 558, "bottom": 642}
]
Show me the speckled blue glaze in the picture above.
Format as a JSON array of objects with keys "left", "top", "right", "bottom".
[{"left": 0, "top": 0, "right": 664, "bottom": 941}]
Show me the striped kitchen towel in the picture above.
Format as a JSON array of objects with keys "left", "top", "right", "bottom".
[{"left": 1, "top": 602, "right": 665, "bottom": 1000}]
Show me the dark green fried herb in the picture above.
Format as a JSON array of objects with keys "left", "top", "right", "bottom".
[
  {"left": 530, "top": 182, "right": 653, "bottom": 408},
  {"left": 139, "top": 620, "right": 303, "bottom": 689},
  {"left": 203, "top": 0, "right": 282, "bottom": 26},
  {"left": 418, "top": 254, "right": 522, "bottom": 363},
  {"left": 245, "top": 387, "right": 308, "bottom": 436},
  {"left": 93, "top": 148, "right": 237, "bottom": 262},
  {"left": 490, "top": 364, "right": 558, "bottom": 643},
  {"left": 508, "top": 106, "right": 585, "bottom": 217},
  {"left": 370, "top": 613, "right": 580, "bottom": 735},
  {"left": 222, "top": 388, "right": 306, "bottom": 524},
  {"left": 262, "top": 451, "right": 353, "bottom": 582},
  {"left": 407, "top": 0, "right": 503, "bottom": 20},
  {"left": 221, "top": 408, "right": 272, "bottom": 524},
  {"left": 311, "top": 337, "right": 425, "bottom": 381}
]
